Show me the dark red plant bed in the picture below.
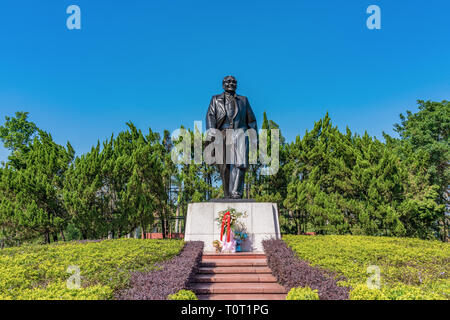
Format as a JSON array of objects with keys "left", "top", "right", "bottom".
[
  {"left": 262, "top": 239, "right": 350, "bottom": 300},
  {"left": 116, "top": 241, "right": 203, "bottom": 300}
]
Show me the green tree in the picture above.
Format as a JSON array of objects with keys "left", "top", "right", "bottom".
[
  {"left": 176, "top": 127, "right": 212, "bottom": 208},
  {"left": 0, "top": 111, "right": 37, "bottom": 152},
  {"left": 63, "top": 142, "right": 105, "bottom": 239},
  {"left": 0, "top": 130, "right": 74, "bottom": 243},
  {"left": 391, "top": 100, "right": 449, "bottom": 240},
  {"left": 64, "top": 122, "right": 166, "bottom": 239},
  {"left": 283, "top": 113, "right": 442, "bottom": 238},
  {"left": 0, "top": 111, "right": 38, "bottom": 169}
]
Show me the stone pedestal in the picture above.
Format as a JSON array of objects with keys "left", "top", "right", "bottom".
[{"left": 184, "top": 201, "right": 281, "bottom": 253}]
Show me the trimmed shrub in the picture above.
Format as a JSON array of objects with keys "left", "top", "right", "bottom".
[
  {"left": 0, "top": 239, "right": 184, "bottom": 300},
  {"left": 2, "top": 281, "right": 115, "bottom": 300},
  {"left": 168, "top": 289, "right": 198, "bottom": 300},
  {"left": 349, "top": 284, "right": 387, "bottom": 300},
  {"left": 262, "top": 239, "right": 350, "bottom": 300},
  {"left": 116, "top": 241, "right": 203, "bottom": 300},
  {"left": 286, "top": 286, "right": 319, "bottom": 300},
  {"left": 284, "top": 235, "right": 450, "bottom": 299},
  {"left": 350, "top": 283, "right": 445, "bottom": 300}
]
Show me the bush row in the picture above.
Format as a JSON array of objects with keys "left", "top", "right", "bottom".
[
  {"left": 349, "top": 283, "right": 445, "bottom": 300},
  {"left": 116, "top": 241, "right": 203, "bottom": 300},
  {"left": 286, "top": 286, "right": 319, "bottom": 300},
  {"left": 168, "top": 289, "right": 198, "bottom": 300},
  {"left": 283, "top": 235, "right": 449, "bottom": 299},
  {"left": 262, "top": 239, "right": 350, "bottom": 300},
  {"left": 0, "top": 239, "right": 184, "bottom": 300}
]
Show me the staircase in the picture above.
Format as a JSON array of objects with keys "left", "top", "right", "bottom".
[{"left": 190, "top": 253, "right": 287, "bottom": 300}]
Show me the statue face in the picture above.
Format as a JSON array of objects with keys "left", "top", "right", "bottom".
[{"left": 222, "top": 76, "right": 237, "bottom": 93}]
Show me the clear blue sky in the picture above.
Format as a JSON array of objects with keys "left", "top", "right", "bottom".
[{"left": 1, "top": 0, "right": 449, "bottom": 162}]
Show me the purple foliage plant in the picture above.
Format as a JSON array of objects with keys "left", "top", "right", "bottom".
[
  {"left": 262, "top": 239, "right": 350, "bottom": 300},
  {"left": 116, "top": 241, "right": 203, "bottom": 300}
]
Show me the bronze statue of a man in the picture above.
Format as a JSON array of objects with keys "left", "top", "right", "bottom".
[{"left": 206, "top": 76, "right": 257, "bottom": 199}]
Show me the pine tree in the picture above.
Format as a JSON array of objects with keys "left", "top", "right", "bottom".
[
  {"left": 0, "top": 130, "right": 74, "bottom": 243},
  {"left": 282, "top": 112, "right": 442, "bottom": 238},
  {"left": 392, "top": 100, "right": 449, "bottom": 241}
]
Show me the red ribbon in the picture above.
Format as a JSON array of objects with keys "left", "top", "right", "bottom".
[{"left": 220, "top": 211, "right": 231, "bottom": 243}]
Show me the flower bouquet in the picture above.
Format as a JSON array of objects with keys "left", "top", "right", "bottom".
[
  {"left": 215, "top": 207, "right": 247, "bottom": 253},
  {"left": 233, "top": 223, "right": 248, "bottom": 252}
]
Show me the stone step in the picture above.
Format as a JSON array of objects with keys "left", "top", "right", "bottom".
[
  {"left": 194, "top": 273, "right": 277, "bottom": 283},
  {"left": 200, "top": 259, "right": 267, "bottom": 267},
  {"left": 192, "top": 282, "right": 287, "bottom": 294},
  {"left": 203, "top": 253, "right": 266, "bottom": 259},
  {"left": 198, "top": 266, "right": 273, "bottom": 274},
  {"left": 197, "top": 293, "right": 287, "bottom": 300},
  {"left": 190, "top": 253, "right": 285, "bottom": 300}
]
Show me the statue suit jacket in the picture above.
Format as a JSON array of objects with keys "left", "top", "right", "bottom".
[
  {"left": 205, "top": 93, "right": 258, "bottom": 168},
  {"left": 206, "top": 93, "right": 257, "bottom": 132}
]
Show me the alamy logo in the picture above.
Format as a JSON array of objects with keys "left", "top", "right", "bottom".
[
  {"left": 170, "top": 122, "right": 280, "bottom": 176},
  {"left": 366, "top": 265, "right": 381, "bottom": 289},
  {"left": 366, "top": 5, "right": 381, "bottom": 30},
  {"left": 66, "top": 5, "right": 81, "bottom": 30},
  {"left": 66, "top": 265, "right": 81, "bottom": 289}
]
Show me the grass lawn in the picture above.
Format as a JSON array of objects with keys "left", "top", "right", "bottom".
[
  {"left": 283, "top": 235, "right": 450, "bottom": 300},
  {"left": 0, "top": 239, "right": 184, "bottom": 300}
]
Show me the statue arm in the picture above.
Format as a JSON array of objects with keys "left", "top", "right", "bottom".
[
  {"left": 206, "top": 96, "right": 216, "bottom": 130},
  {"left": 245, "top": 97, "right": 257, "bottom": 132}
]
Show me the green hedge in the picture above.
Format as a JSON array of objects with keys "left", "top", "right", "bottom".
[
  {"left": 168, "top": 289, "right": 198, "bottom": 300},
  {"left": 283, "top": 235, "right": 449, "bottom": 300},
  {"left": 286, "top": 287, "right": 319, "bottom": 300},
  {"left": 350, "top": 283, "right": 444, "bottom": 300},
  {"left": 0, "top": 239, "right": 184, "bottom": 300}
]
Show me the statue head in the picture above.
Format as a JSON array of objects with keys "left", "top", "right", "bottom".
[{"left": 222, "top": 76, "right": 237, "bottom": 94}]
